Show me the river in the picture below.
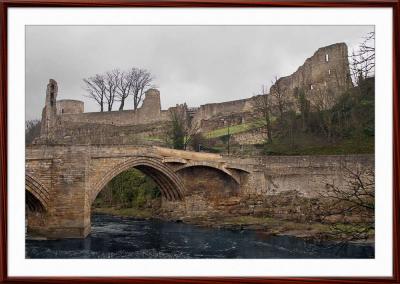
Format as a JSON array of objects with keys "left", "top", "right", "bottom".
[{"left": 26, "top": 213, "right": 374, "bottom": 258}]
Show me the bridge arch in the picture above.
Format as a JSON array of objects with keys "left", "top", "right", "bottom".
[
  {"left": 25, "top": 174, "right": 50, "bottom": 211},
  {"left": 174, "top": 162, "right": 241, "bottom": 184},
  {"left": 175, "top": 164, "right": 240, "bottom": 198},
  {"left": 91, "top": 157, "right": 186, "bottom": 203}
]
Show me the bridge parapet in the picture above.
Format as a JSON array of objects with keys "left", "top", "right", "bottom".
[
  {"left": 162, "top": 157, "right": 187, "bottom": 164},
  {"left": 153, "top": 146, "right": 223, "bottom": 162}
]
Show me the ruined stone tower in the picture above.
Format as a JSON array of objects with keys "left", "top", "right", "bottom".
[
  {"left": 40, "top": 79, "right": 58, "bottom": 140},
  {"left": 269, "top": 42, "right": 353, "bottom": 111},
  {"left": 140, "top": 88, "right": 162, "bottom": 118}
]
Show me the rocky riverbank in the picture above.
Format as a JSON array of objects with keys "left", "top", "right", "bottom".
[{"left": 92, "top": 207, "right": 155, "bottom": 219}]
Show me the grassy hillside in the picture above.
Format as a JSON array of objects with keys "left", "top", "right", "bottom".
[{"left": 206, "top": 119, "right": 266, "bottom": 139}]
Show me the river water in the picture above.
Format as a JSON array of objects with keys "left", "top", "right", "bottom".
[{"left": 26, "top": 213, "right": 374, "bottom": 259}]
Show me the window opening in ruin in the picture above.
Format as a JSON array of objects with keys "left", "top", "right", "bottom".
[
  {"left": 328, "top": 69, "right": 331, "bottom": 75},
  {"left": 61, "top": 109, "right": 64, "bottom": 114},
  {"left": 310, "top": 84, "right": 314, "bottom": 90},
  {"left": 325, "top": 54, "right": 329, "bottom": 62}
]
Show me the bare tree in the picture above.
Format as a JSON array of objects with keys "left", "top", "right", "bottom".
[
  {"left": 169, "top": 105, "right": 187, "bottom": 150},
  {"left": 169, "top": 104, "right": 200, "bottom": 150},
  {"left": 350, "top": 31, "right": 375, "bottom": 86},
  {"left": 254, "top": 85, "right": 273, "bottom": 144},
  {"left": 318, "top": 166, "right": 374, "bottom": 242},
  {"left": 270, "top": 76, "right": 288, "bottom": 122},
  {"left": 104, "top": 69, "right": 120, "bottom": 111},
  {"left": 84, "top": 67, "right": 154, "bottom": 111},
  {"left": 189, "top": 133, "right": 206, "bottom": 152},
  {"left": 131, "top": 68, "right": 153, "bottom": 110},
  {"left": 311, "top": 87, "right": 338, "bottom": 140},
  {"left": 83, "top": 74, "right": 106, "bottom": 112},
  {"left": 294, "top": 87, "right": 310, "bottom": 131},
  {"left": 115, "top": 70, "right": 133, "bottom": 111},
  {"left": 184, "top": 121, "right": 201, "bottom": 151}
]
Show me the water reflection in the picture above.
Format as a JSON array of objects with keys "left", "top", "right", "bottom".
[{"left": 26, "top": 214, "right": 374, "bottom": 259}]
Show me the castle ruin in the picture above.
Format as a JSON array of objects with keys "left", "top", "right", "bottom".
[{"left": 35, "top": 42, "right": 352, "bottom": 146}]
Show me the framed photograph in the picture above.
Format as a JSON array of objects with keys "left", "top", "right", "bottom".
[{"left": 1, "top": 0, "right": 399, "bottom": 282}]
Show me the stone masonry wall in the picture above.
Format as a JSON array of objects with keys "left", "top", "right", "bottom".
[
  {"left": 56, "top": 100, "right": 84, "bottom": 115},
  {"left": 198, "top": 111, "right": 262, "bottom": 132},
  {"left": 26, "top": 145, "right": 92, "bottom": 238},
  {"left": 48, "top": 121, "right": 169, "bottom": 146},
  {"left": 59, "top": 89, "right": 169, "bottom": 127},
  {"left": 192, "top": 97, "right": 256, "bottom": 126},
  {"left": 160, "top": 154, "right": 374, "bottom": 220},
  {"left": 231, "top": 127, "right": 266, "bottom": 145}
]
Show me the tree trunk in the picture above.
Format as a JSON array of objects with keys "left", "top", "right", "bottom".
[
  {"left": 265, "top": 114, "right": 272, "bottom": 144},
  {"left": 119, "top": 98, "right": 125, "bottom": 111},
  {"left": 133, "top": 90, "right": 139, "bottom": 110}
]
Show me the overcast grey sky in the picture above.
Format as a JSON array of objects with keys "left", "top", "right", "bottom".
[{"left": 26, "top": 25, "right": 373, "bottom": 120}]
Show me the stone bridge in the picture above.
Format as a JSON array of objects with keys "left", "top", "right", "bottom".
[{"left": 26, "top": 144, "right": 373, "bottom": 238}]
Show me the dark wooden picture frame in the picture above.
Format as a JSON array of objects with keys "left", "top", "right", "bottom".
[{"left": 0, "top": 0, "right": 399, "bottom": 283}]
